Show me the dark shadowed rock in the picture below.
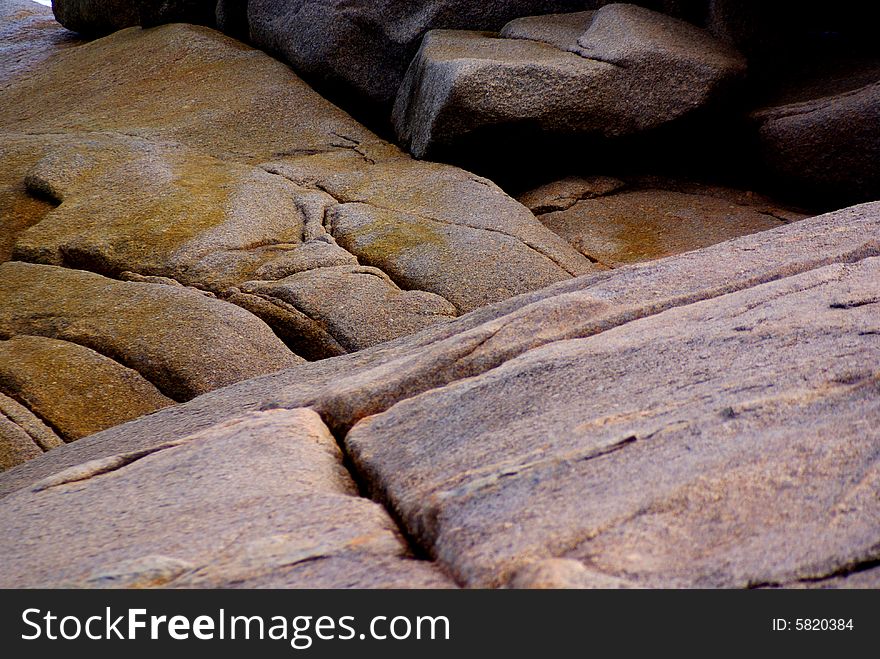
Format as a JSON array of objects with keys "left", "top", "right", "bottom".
[
  {"left": 0, "top": 409, "right": 454, "bottom": 588},
  {"left": 753, "top": 77, "right": 880, "bottom": 205},
  {"left": 52, "top": 0, "right": 216, "bottom": 35},
  {"left": 393, "top": 4, "right": 745, "bottom": 158},
  {"left": 245, "top": 0, "right": 595, "bottom": 110}
]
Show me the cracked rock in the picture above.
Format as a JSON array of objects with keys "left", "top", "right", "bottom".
[{"left": 0, "top": 408, "right": 455, "bottom": 588}]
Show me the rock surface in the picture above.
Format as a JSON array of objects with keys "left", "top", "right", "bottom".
[
  {"left": 1, "top": 203, "right": 877, "bottom": 588},
  {"left": 0, "top": 261, "right": 301, "bottom": 402},
  {"left": 1, "top": 22, "right": 593, "bottom": 361},
  {"left": 393, "top": 4, "right": 745, "bottom": 158},
  {"left": 0, "top": 334, "right": 174, "bottom": 441},
  {"left": 753, "top": 75, "right": 880, "bottom": 205},
  {"left": 0, "top": 392, "right": 62, "bottom": 471},
  {"left": 0, "top": 408, "right": 454, "bottom": 588},
  {"left": 52, "top": 0, "right": 216, "bottom": 35},
  {"left": 245, "top": 0, "right": 594, "bottom": 110},
  {"left": 522, "top": 177, "right": 809, "bottom": 266}
]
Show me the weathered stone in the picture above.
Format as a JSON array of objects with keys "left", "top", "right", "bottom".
[
  {"left": 393, "top": 4, "right": 745, "bottom": 158},
  {"left": 346, "top": 256, "right": 880, "bottom": 587},
  {"left": 0, "top": 409, "right": 454, "bottom": 588},
  {"left": 0, "top": 1, "right": 82, "bottom": 88},
  {"left": 2, "top": 202, "right": 876, "bottom": 516},
  {"left": 241, "top": 266, "right": 457, "bottom": 352},
  {"left": 1, "top": 23, "right": 592, "bottom": 347},
  {"left": 518, "top": 176, "right": 626, "bottom": 214},
  {"left": 528, "top": 178, "right": 809, "bottom": 266},
  {"left": 0, "top": 392, "right": 62, "bottom": 471},
  {"left": 264, "top": 150, "right": 595, "bottom": 312},
  {"left": 52, "top": 0, "right": 216, "bottom": 36},
  {"left": 0, "top": 261, "right": 302, "bottom": 402},
  {"left": 0, "top": 334, "right": 174, "bottom": 442},
  {"left": 245, "top": 0, "right": 595, "bottom": 109},
  {"left": 1, "top": 203, "right": 877, "bottom": 589},
  {"left": 752, "top": 76, "right": 880, "bottom": 205}
]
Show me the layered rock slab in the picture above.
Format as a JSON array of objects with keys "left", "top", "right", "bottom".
[
  {"left": 0, "top": 392, "right": 62, "bottom": 471},
  {"left": 0, "top": 334, "right": 173, "bottom": 441},
  {"left": 245, "top": 0, "right": 594, "bottom": 109},
  {"left": 752, "top": 74, "right": 880, "bottom": 205},
  {"left": 0, "top": 408, "right": 454, "bottom": 588},
  {"left": 393, "top": 4, "right": 745, "bottom": 158},
  {"left": 346, "top": 256, "right": 880, "bottom": 587}
]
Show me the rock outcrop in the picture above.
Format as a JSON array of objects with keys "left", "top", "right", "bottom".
[
  {"left": 752, "top": 73, "right": 880, "bottom": 205},
  {"left": 0, "top": 22, "right": 593, "bottom": 353},
  {"left": 2, "top": 202, "right": 877, "bottom": 588},
  {"left": 393, "top": 4, "right": 745, "bottom": 158}
]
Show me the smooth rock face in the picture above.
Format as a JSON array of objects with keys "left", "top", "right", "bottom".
[
  {"left": 0, "top": 261, "right": 302, "bottom": 403},
  {"left": 52, "top": 0, "right": 216, "bottom": 35},
  {"left": 0, "top": 409, "right": 454, "bottom": 588},
  {"left": 246, "top": 0, "right": 594, "bottom": 109},
  {"left": 753, "top": 78, "right": 880, "bottom": 205},
  {"left": 1, "top": 23, "right": 592, "bottom": 357},
  {"left": 1, "top": 203, "right": 876, "bottom": 589},
  {"left": 524, "top": 177, "right": 808, "bottom": 266},
  {"left": 0, "top": 334, "right": 173, "bottom": 441},
  {"left": 347, "top": 256, "right": 880, "bottom": 587},
  {"left": 393, "top": 4, "right": 745, "bottom": 158}
]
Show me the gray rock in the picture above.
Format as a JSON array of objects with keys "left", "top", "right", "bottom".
[
  {"left": 245, "top": 0, "right": 595, "bottom": 109},
  {"left": 346, "top": 255, "right": 880, "bottom": 587},
  {"left": 393, "top": 4, "right": 746, "bottom": 158},
  {"left": 0, "top": 408, "right": 454, "bottom": 588},
  {"left": 0, "top": 261, "right": 302, "bottom": 402}
]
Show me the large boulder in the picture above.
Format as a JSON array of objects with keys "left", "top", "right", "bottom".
[
  {"left": 392, "top": 4, "right": 745, "bottom": 158},
  {"left": 1, "top": 203, "right": 877, "bottom": 588},
  {"left": 51, "top": 0, "right": 216, "bottom": 35},
  {"left": 0, "top": 408, "right": 454, "bottom": 588},
  {"left": 0, "top": 393, "right": 62, "bottom": 472}
]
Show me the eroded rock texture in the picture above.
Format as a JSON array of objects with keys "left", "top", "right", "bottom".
[{"left": 2, "top": 203, "right": 877, "bottom": 588}]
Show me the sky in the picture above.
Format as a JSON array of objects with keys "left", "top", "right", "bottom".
[{"left": 34, "top": 1, "right": 52, "bottom": 6}]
